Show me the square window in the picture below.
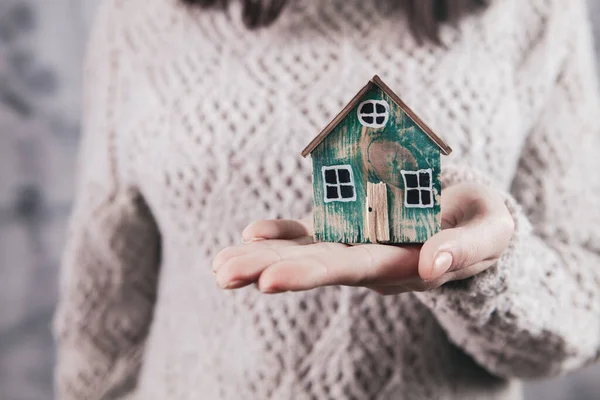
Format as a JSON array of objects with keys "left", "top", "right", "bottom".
[
  {"left": 340, "top": 185, "right": 354, "bottom": 199},
  {"left": 406, "top": 189, "right": 420, "bottom": 205},
  {"left": 324, "top": 169, "right": 338, "bottom": 184},
  {"left": 376, "top": 116, "right": 386, "bottom": 125},
  {"left": 404, "top": 174, "right": 418, "bottom": 188},
  {"left": 326, "top": 185, "right": 339, "bottom": 199},
  {"left": 421, "top": 190, "right": 432, "bottom": 205},
  {"left": 322, "top": 165, "right": 356, "bottom": 203},
  {"left": 402, "top": 169, "right": 434, "bottom": 208},
  {"left": 419, "top": 172, "right": 430, "bottom": 187},
  {"left": 376, "top": 104, "right": 387, "bottom": 114},
  {"left": 338, "top": 168, "right": 351, "bottom": 183}
]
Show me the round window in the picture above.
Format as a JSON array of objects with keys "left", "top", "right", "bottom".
[{"left": 358, "top": 100, "right": 390, "bottom": 128}]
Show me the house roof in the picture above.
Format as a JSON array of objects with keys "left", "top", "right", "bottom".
[{"left": 301, "top": 75, "right": 453, "bottom": 157}]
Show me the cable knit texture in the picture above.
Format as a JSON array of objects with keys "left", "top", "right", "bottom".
[{"left": 54, "top": 0, "right": 600, "bottom": 399}]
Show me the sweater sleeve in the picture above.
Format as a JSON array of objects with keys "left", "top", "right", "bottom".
[
  {"left": 52, "top": 3, "right": 161, "bottom": 399},
  {"left": 414, "top": 0, "right": 600, "bottom": 379}
]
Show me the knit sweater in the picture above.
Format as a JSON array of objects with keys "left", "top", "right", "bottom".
[{"left": 53, "top": 0, "right": 600, "bottom": 399}]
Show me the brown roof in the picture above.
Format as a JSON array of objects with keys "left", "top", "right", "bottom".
[{"left": 301, "top": 75, "right": 453, "bottom": 157}]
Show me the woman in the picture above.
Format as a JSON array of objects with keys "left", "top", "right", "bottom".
[{"left": 54, "top": 0, "right": 600, "bottom": 399}]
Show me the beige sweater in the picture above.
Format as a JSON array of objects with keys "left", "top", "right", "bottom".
[{"left": 54, "top": 0, "right": 600, "bottom": 399}]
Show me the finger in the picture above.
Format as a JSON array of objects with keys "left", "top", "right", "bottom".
[
  {"left": 212, "top": 236, "right": 314, "bottom": 273},
  {"left": 418, "top": 215, "right": 514, "bottom": 281},
  {"left": 216, "top": 279, "right": 254, "bottom": 290},
  {"left": 215, "top": 242, "right": 346, "bottom": 289},
  {"left": 257, "top": 244, "right": 421, "bottom": 293},
  {"left": 216, "top": 248, "right": 281, "bottom": 289},
  {"left": 242, "top": 218, "right": 313, "bottom": 242}
]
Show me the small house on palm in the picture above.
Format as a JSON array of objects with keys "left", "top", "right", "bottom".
[{"left": 301, "top": 75, "right": 452, "bottom": 244}]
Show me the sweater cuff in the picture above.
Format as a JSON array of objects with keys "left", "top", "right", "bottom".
[{"left": 414, "top": 164, "right": 532, "bottom": 323}]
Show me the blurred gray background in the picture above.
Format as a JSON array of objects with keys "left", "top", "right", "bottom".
[{"left": 0, "top": 1, "right": 599, "bottom": 399}]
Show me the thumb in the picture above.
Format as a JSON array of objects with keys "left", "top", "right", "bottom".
[{"left": 418, "top": 216, "right": 514, "bottom": 281}]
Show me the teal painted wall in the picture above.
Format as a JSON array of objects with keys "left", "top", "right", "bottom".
[{"left": 312, "top": 85, "right": 441, "bottom": 244}]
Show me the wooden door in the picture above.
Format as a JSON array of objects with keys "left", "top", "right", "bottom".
[{"left": 366, "top": 182, "right": 390, "bottom": 243}]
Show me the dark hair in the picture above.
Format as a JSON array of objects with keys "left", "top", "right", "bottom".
[{"left": 182, "top": 0, "right": 487, "bottom": 43}]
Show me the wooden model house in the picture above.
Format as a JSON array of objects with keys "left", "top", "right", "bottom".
[{"left": 301, "top": 75, "right": 452, "bottom": 244}]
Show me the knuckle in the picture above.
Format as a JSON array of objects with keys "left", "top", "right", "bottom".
[
  {"left": 451, "top": 247, "right": 470, "bottom": 269},
  {"left": 466, "top": 241, "right": 482, "bottom": 262},
  {"left": 452, "top": 236, "right": 483, "bottom": 269},
  {"left": 497, "top": 213, "right": 515, "bottom": 239}
]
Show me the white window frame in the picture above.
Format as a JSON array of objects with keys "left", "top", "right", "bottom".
[
  {"left": 322, "top": 165, "right": 357, "bottom": 203},
  {"left": 401, "top": 168, "right": 434, "bottom": 209},
  {"left": 357, "top": 99, "right": 390, "bottom": 128}
]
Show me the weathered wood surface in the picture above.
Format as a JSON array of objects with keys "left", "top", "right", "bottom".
[
  {"left": 312, "top": 84, "right": 441, "bottom": 243},
  {"left": 366, "top": 182, "right": 390, "bottom": 243}
]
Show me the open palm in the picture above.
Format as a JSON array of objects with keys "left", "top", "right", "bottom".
[{"left": 213, "top": 182, "right": 514, "bottom": 295}]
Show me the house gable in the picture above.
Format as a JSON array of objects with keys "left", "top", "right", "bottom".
[{"left": 301, "top": 75, "right": 452, "bottom": 158}]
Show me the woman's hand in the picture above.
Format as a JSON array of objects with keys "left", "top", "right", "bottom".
[{"left": 213, "top": 182, "right": 515, "bottom": 295}]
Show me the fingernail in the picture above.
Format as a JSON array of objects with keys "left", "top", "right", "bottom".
[
  {"left": 430, "top": 252, "right": 453, "bottom": 280},
  {"left": 259, "top": 284, "right": 277, "bottom": 294},
  {"left": 221, "top": 280, "right": 247, "bottom": 290},
  {"left": 241, "top": 237, "right": 265, "bottom": 244}
]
